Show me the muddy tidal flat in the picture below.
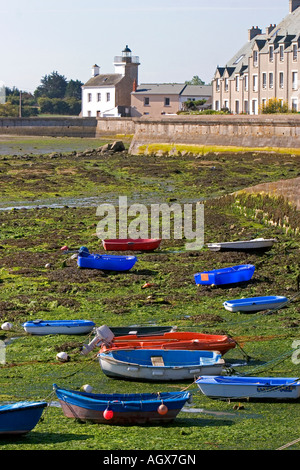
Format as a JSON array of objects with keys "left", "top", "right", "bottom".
[{"left": 0, "top": 136, "right": 299, "bottom": 451}]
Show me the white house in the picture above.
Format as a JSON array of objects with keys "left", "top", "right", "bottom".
[{"left": 82, "top": 46, "right": 140, "bottom": 117}]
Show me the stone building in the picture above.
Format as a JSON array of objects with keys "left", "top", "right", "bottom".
[
  {"left": 131, "top": 83, "right": 212, "bottom": 117},
  {"left": 81, "top": 46, "right": 140, "bottom": 117},
  {"left": 213, "top": 0, "right": 300, "bottom": 114}
]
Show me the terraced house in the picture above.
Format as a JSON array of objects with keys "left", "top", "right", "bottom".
[{"left": 213, "top": 0, "right": 300, "bottom": 114}]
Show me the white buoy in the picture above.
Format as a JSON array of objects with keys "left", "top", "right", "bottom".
[
  {"left": 1, "top": 322, "right": 13, "bottom": 331},
  {"left": 81, "top": 384, "right": 93, "bottom": 393},
  {"left": 56, "top": 351, "right": 70, "bottom": 362}
]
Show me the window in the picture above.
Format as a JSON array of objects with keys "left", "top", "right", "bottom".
[
  {"left": 106, "top": 92, "right": 111, "bottom": 102},
  {"left": 216, "top": 79, "right": 220, "bottom": 91},
  {"left": 253, "top": 75, "right": 258, "bottom": 92},
  {"left": 280, "top": 45, "right": 284, "bottom": 61},
  {"left": 269, "top": 72, "right": 274, "bottom": 89},
  {"left": 215, "top": 100, "right": 220, "bottom": 111},
  {"left": 244, "top": 75, "right": 248, "bottom": 91},
  {"left": 293, "top": 44, "right": 298, "bottom": 61},
  {"left": 262, "top": 72, "right": 267, "bottom": 89},
  {"left": 97, "top": 93, "right": 101, "bottom": 102},
  {"left": 235, "top": 100, "right": 240, "bottom": 114},
  {"left": 292, "top": 71, "right": 298, "bottom": 90},
  {"left": 225, "top": 78, "right": 229, "bottom": 91},
  {"left": 144, "top": 97, "right": 150, "bottom": 106},
  {"left": 292, "top": 98, "right": 298, "bottom": 111},
  {"left": 269, "top": 45, "right": 274, "bottom": 62},
  {"left": 252, "top": 99, "right": 258, "bottom": 115},
  {"left": 233, "top": 54, "right": 245, "bottom": 65},
  {"left": 164, "top": 97, "right": 170, "bottom": 106},
  {"left": 235, "top": 76, "right": 239, "bottom": 92},
  {"left": 224, "top": 100, "right": 229, "bottom": 109},
  {"left": 279, "top": 72, "right": 284, "bottom": 89},
  {"left": 253, "top": 50, "right": 258, "bottom": 67},
  {"left": 87, "top": 111, "right": 91, "bottom": 117},
  {"left": 244, "top": 100, "right": 249, "bottom": 114},
  {"left": 88, "top": 93, "right": 92, "bottom": 102}
]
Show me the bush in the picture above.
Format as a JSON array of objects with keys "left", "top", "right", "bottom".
[
  {"left": 38, "top": 97, "right": 81, "bottom": 115},
  {"left": 260, "top": 98, "right": 292, "bottom": 114},
  {"left": 0, "top": 103, "right": 19, "bottom": 117}
]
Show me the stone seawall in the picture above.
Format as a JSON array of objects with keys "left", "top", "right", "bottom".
[
  {"left": 96, "top": 117, "right": 135, "bottom": 136},
  {"left": 1, "top": 115, "right": 300, "bottom": 153},
  {"left": 0, "top": 117, "right": 98, "bottom": 137},
  {"left": 128, "top": 115, "right": 300, "bottom": 155}
]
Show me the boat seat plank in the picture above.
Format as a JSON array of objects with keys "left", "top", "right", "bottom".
[{"left": 151, "top": 356, "right": 164, "bottom": 367}]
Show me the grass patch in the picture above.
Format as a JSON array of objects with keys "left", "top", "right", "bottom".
[{"left": 0, "top": 142, "right": 299, "bottom": 450}]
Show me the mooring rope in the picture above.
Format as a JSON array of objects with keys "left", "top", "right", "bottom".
[{"left": 276, "top": 437, "right": 300, "bottom": 450}]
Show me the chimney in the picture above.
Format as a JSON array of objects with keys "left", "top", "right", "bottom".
[
  {"left": 92, "top": 64, "right": 100, "bottom": 77},
  {"left": 248, "top": 26, "right": 262, "bottom": 41},
  {"left": 132, "top": 79, "right": 137, "bottom": 92},
  {"left": 290, "top": 0, "right": 300, "bottom": 12},
  {"left": 266, "top": 24, "right": 276, "bottom": 35}
]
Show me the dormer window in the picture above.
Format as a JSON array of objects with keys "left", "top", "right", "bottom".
[
  {"left": 293, "top": 43, "right": 298, "bottom": 61},
  {"left": 253, "top": 50, "right": 258, "bottom": 67},
  {"left": 280, "top": 45, "right": 284, "bottom": 61}
]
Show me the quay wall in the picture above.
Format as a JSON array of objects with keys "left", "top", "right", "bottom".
[
  {"left": 128, "top": 115, "right": 300, "bottom": 155},
  {"left": 1, "top": 115, "right": 300, "bottom": 153},
  {"left": 0, "top": 117, "right": 98, "bottom": 137}
]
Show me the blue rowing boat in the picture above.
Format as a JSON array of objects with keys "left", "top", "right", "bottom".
[
  {"left": 53, "top": 384, "right": 191, "bottom": 424},
  {"left": 223, "top": 295, "right": 288, "bottom": 312},
  {"left": 0, "top": 401, "right": 47, "bottom": 435},
  {"left": 23, "top": 319, "right": 95, "bottom": 335},
  {"left": 77, "top": 247, "right": 137, "bottom": 271},
  {"left": 194, "top": 264, "right": 255, "bottom": 286},
  {"left": 196, "top": 376, "right": 300, "bottom": 400},
  {"left": 98, "top": 349, "right": 225, "bottom": 381}
]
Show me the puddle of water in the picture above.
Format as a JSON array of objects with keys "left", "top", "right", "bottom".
[
  {"left": 0, "top": 194, "right": 205, "bottom": 212},
  {"left": 181, "top": 406, "right": 262, "bottom": 420}
]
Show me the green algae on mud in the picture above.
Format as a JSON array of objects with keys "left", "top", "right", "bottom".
[
  {"left": 0, "top": 142, "right": 300, "bottom": 450},
  {"left": 1, "top": 150, "right": 300, "bottom": 206}
]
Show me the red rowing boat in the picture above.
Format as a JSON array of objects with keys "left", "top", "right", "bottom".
[
  {"left": 100, "top": 331, "right": 236, "bottom": 356},
  {"left": 102, "top": 239, "right": 162, "bottom": 252}
]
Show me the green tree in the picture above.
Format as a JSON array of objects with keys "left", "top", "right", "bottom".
[
  {"left": 65, "top": 79, "right": 83, "bottom": 100},
  {"left": 34, "top": 71, "right": 68, "bottom": 99},
  {"left": 185, "top": 75, "right": 205, "bottom": 85}
]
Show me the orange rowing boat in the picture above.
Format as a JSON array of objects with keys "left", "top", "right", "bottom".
[{"left": 100, "top": 331, "right": 236, "bottom": 356}]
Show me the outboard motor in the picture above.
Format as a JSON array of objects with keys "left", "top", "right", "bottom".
[{"left": 81, "top": 325, "right": 115, "bottom": 355}]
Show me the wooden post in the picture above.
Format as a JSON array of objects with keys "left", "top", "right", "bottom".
[{"left": 19, "top": 91, "right": 22, "bottom": 118}]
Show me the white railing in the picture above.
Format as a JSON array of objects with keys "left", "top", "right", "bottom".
[{"left": 114, "top": 56, "right": 140, "bottom": 64}]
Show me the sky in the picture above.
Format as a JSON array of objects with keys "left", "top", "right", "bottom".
[{"left": 0, "top": 0, "right": 290, "bottom": 93}]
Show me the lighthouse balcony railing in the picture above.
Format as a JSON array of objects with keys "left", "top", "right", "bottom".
[{"left": 114, "top": 56, "right": 140, "bottom": 64}]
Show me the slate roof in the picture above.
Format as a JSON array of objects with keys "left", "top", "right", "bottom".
[
  {"left": 132, "top": 84, "right": 186, "bottom": 95},
  {"left": 218, "top": 4, "right": 300, "bottom": 77},
  {"left": 132, "top": 83, "right": 212, "bottom": 96},
  {"left": 83, "top": 74, "right": 123, "bottom": 87},
  {"left": 181, "top": 85, "right": 212, "bottom": 97}
]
